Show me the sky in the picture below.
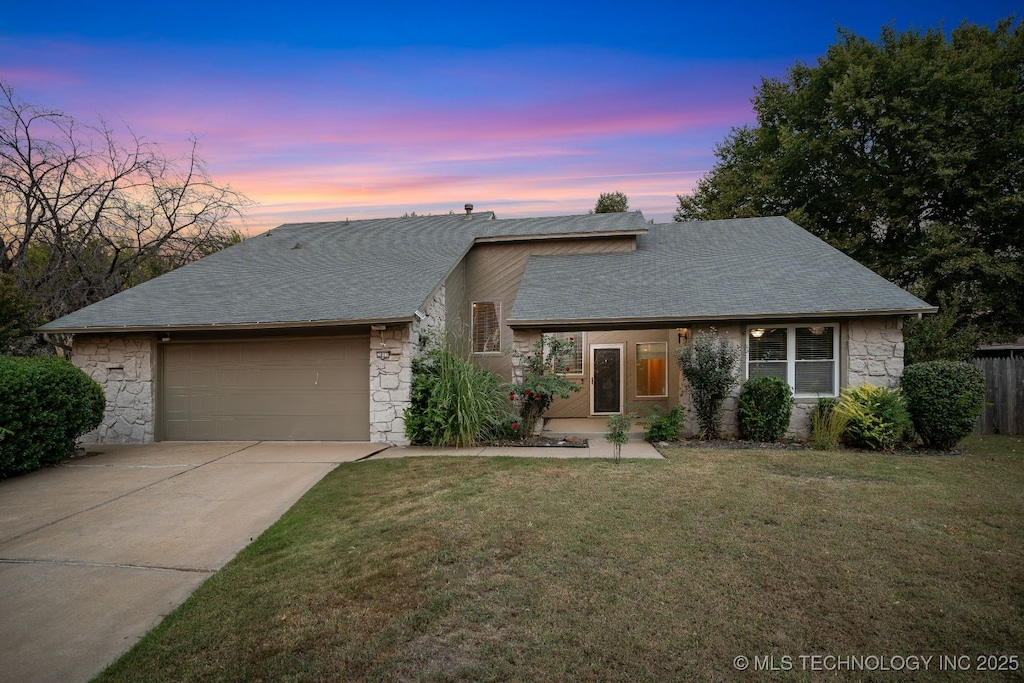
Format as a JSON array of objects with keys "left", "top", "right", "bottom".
[{"left": 1, "top": 1, "right": 1018, "bottom": 233}]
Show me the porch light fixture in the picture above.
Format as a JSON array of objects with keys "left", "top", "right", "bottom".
[
  {"left": 750, "top": 328, "right": 766, "bottom": 339},
  {"left": 676, "top": 327, "right": 690, "bottom": 344}
]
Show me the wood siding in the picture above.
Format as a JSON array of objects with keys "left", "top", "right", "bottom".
[
  {"left": 545, "top": 329, "right": 677, "bottom": 417},
  {"left": 463, "top": 237, "right": 637, "bottom": 378}
]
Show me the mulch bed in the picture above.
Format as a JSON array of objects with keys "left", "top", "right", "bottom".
[{"left": 481, "top": 436, "right": 589, "bottom": 448}]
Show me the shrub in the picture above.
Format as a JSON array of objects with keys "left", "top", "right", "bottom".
[
  {"left": 638, "top": 404, "right": 686, "bottom": 443},
  {"left": 834, "top": 384, "right": 912, "bottom": 451},
  {"left": 404, "top": 334, "right": 512, "bottom": 447},
  {"left": 675, "top": 331, "right": 740, "bottom": 440},
  {"left": 738, "top": 376, "right": 793, "bottom": 442},
  {"left": 0, "top": 356, "right": 105, "bottom": 478},
  {"left": 605, "top": 412, "right": 636, "bottom": 463},
  {"left": 901, "top": 361, "right": 986, "bottom": 450},
  {"left": 508, "top": 334, "right": 581, "bottom": 437},
  {"left": 809, "top": 397, "right": 849, "bottom": 450}
]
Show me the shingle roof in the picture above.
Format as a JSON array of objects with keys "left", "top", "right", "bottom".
[
  {"left": 39, "top": 210, "right": 650, "bottom": 333},
  {"left": 507, "top": 216, "right": 935, "bottom": 326}
]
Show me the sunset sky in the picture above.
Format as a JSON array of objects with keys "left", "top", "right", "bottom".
[{"left": 2, "top": 1, "right": 1018, "bottom": 233}]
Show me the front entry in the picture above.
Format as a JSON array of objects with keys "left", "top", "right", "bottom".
[{"left": 591, "top": 344, "right": 623, "bottom": 414}]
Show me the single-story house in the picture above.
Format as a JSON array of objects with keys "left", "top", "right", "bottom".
[{"left": 39, "top": 207, "right": 935, "bottom": 444}]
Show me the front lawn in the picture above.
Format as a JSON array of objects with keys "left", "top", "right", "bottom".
[{"left": 95, "top": 436, "right": 1023, "bottom": 682}]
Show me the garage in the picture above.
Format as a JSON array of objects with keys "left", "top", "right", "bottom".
[{"left": 160, "top": 336, "right": 369, "bottom": 441}]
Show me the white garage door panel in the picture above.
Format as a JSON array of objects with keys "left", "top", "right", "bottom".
[{"left": 161, "top": 337, "right": 369, "bottom": 441}]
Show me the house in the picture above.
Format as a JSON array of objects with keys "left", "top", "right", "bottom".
[{"left": 39, "top": 207, "right": 935, "bottom": 444}]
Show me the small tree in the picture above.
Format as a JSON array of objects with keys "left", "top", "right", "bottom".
[
  {"left": 675, "top": 331, "right": 740, "bottom": 439},
  {"left": 605, "top": 412, "right": 636, "bottom": 463},
  {"left": 508, "top": 335, "right": 581, "bottom": 437},
  {"left": 594, "top": 192, "right": 629, "bottom": 213}
]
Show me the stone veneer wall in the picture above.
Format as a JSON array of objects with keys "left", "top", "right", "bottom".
[
  {"left": 678, "top": 318, "right": 905, "bottom": 440},
  {"left": 847, "top": 317, "right": 904, "bottom": 389},
  {"left": 71, "top": 335, "right": 156, "bottom": 443},
  {"left": 369, "top": 283, "right": 447, "bottom": 444}
]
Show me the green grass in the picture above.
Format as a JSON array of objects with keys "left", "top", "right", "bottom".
[{"left": 95, "top": 435, "right": 1024, "bottom": 682}]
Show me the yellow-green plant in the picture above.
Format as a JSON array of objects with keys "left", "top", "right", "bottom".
[{"left": 834, "top": 384, "right": 911, "bottom": 450}]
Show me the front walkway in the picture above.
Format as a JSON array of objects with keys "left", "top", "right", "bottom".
[{"left": 373, "top": 439, "right": 663, "bottom": 460}]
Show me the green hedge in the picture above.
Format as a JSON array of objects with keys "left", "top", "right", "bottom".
[
  {"left": 901, "top": 361, "right": 986, "bottom": 451},
  {"left": 0, "top": 356, "right": 105, "bottom": 478},
  {"left": 738, "top": 376, "right": 793, "bottom": 442}
]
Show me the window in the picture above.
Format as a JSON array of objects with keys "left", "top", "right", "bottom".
[
  {"left": 747, "top": 325, "right": 838, "bottom": 396},
  {"left": 548, "top": 332, "right": 584, "bottom": 374},
  {"left": 636, "top": 342, "right": 668, "bottom": 397},
  {"left": 472, "top": 301, "right": 501, "bottom": 353}
]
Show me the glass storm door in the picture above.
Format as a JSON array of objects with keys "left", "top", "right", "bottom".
[{"left": 591, "top": 344, "right": 623, "bottom": 414}]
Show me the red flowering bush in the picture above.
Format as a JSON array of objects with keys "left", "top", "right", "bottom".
[{"left": 508, "top": 334, "right": 580, "bottom": 437}]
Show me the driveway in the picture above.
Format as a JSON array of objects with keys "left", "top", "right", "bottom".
[{"left": 0, "top": 441, "right": 386, "bottom": 683}]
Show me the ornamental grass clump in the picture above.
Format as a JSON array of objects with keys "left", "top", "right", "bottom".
[
  {"left": 508, "top": 334, "right": 580, "bottom": 437},
  {"left": 834, "top": 383, "right": 912, "bottom": 451},
  {"left": 738, "top": 376, "right": 793, "bottom": 442},
  {"left": 404, "top": 333, "right": 512, "bottom": 447},
  {"left": 675, "top": 331, "right": 740, "bottom": 440},
  {"left": 810, "top": 397, "right": 849, "bottom": 450},
  {"left": 901, "top": 361, "right": 986, "bottom": 451}
]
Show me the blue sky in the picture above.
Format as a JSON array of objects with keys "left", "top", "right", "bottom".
[{"left": 1, "top": 1, "right": 1017, "bottom": 230}]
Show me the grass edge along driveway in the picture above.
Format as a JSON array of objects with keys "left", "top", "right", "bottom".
[{"left": 94, "top": 435, "right": 1024, "bottom": 682}]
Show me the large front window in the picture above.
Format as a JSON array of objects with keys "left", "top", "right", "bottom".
[{"left": 747, "top": 325, "right": 838, "bottom": 396}]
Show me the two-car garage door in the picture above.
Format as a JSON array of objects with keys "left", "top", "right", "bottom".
[{"left": 160, "top": 336, "right": 369, "bottom": 441}]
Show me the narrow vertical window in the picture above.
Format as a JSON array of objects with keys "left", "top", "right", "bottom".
[
  {"left": 549, "top": 332, "right": 583, "bottom": 374},
  {"left": 636, "top": 342, "right": 668, "bottom": 397},
  {"left": 472, "top": 301, "right": 500, "bottom": 353}
]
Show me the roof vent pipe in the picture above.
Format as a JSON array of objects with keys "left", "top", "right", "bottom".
[{"left": 464, "top": 203, "right": 473, "bottom": 219}]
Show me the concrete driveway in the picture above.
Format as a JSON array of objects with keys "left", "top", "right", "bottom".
[{"left": 0, "top": 441, "right": 386, "bottom": 683}]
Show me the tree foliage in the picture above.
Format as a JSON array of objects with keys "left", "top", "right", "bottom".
[
  {"left": 676, "top": 19, "right": 1024, "bottom": 342},
  {"left": 594, "top": 191, "right": 629, "bottom": 213},
  {"left": 0, "top": 81, "right": 250, "bottom": 333}
]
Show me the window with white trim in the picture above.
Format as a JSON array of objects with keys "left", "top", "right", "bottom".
[
  {"left": 548, "top": 332, "right": 584, "bottom": 374},
  {"left": 636, "top": 342, "right": 668, "bottom": 397},
  {"left": 747, "top": 325, "right": 838, "bottom": 396},
  {"left": 472, "top": 301, "right": 501, "bottom": 353}
]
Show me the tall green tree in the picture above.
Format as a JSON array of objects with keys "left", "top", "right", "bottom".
[
  {"left": 595, "top": 191, "right": 629, "bottom": 213},
  {"left": 676, "top": 19, "right": 1024, "bottom": 343}
]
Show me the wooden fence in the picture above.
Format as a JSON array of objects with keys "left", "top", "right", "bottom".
[{"left": 973, "top": 357, "right": 1024, "bottom": 435}]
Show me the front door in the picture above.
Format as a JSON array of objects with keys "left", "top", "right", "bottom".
[{"left": 591, "top": 344, "right": 623, "bottom": 414}]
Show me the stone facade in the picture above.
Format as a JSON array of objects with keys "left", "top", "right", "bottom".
[
  {"left": 71, "top": 335, "right": 156, "bottom": 443},
  {"left": 676, "top": 318, "right": 906, "bottom": 440},
  {"left": 847, "top": 317, "right": 904, "bottom": 389},
  {"left": 369, "top": 282, "right": 447, "bottom": 445}
]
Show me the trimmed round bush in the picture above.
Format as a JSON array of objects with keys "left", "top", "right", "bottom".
[
  {"left": 0, "top": 356, "right": 105, "bottom": 478},
  {"left": 835, "top": 383, "right": 912, "bottom": 450},
  {"left": 738, "top": 376, "right": 793, "bottom": 442},
  {"left": 901, "top": 361, "right": 986, "bottom": 450}
]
